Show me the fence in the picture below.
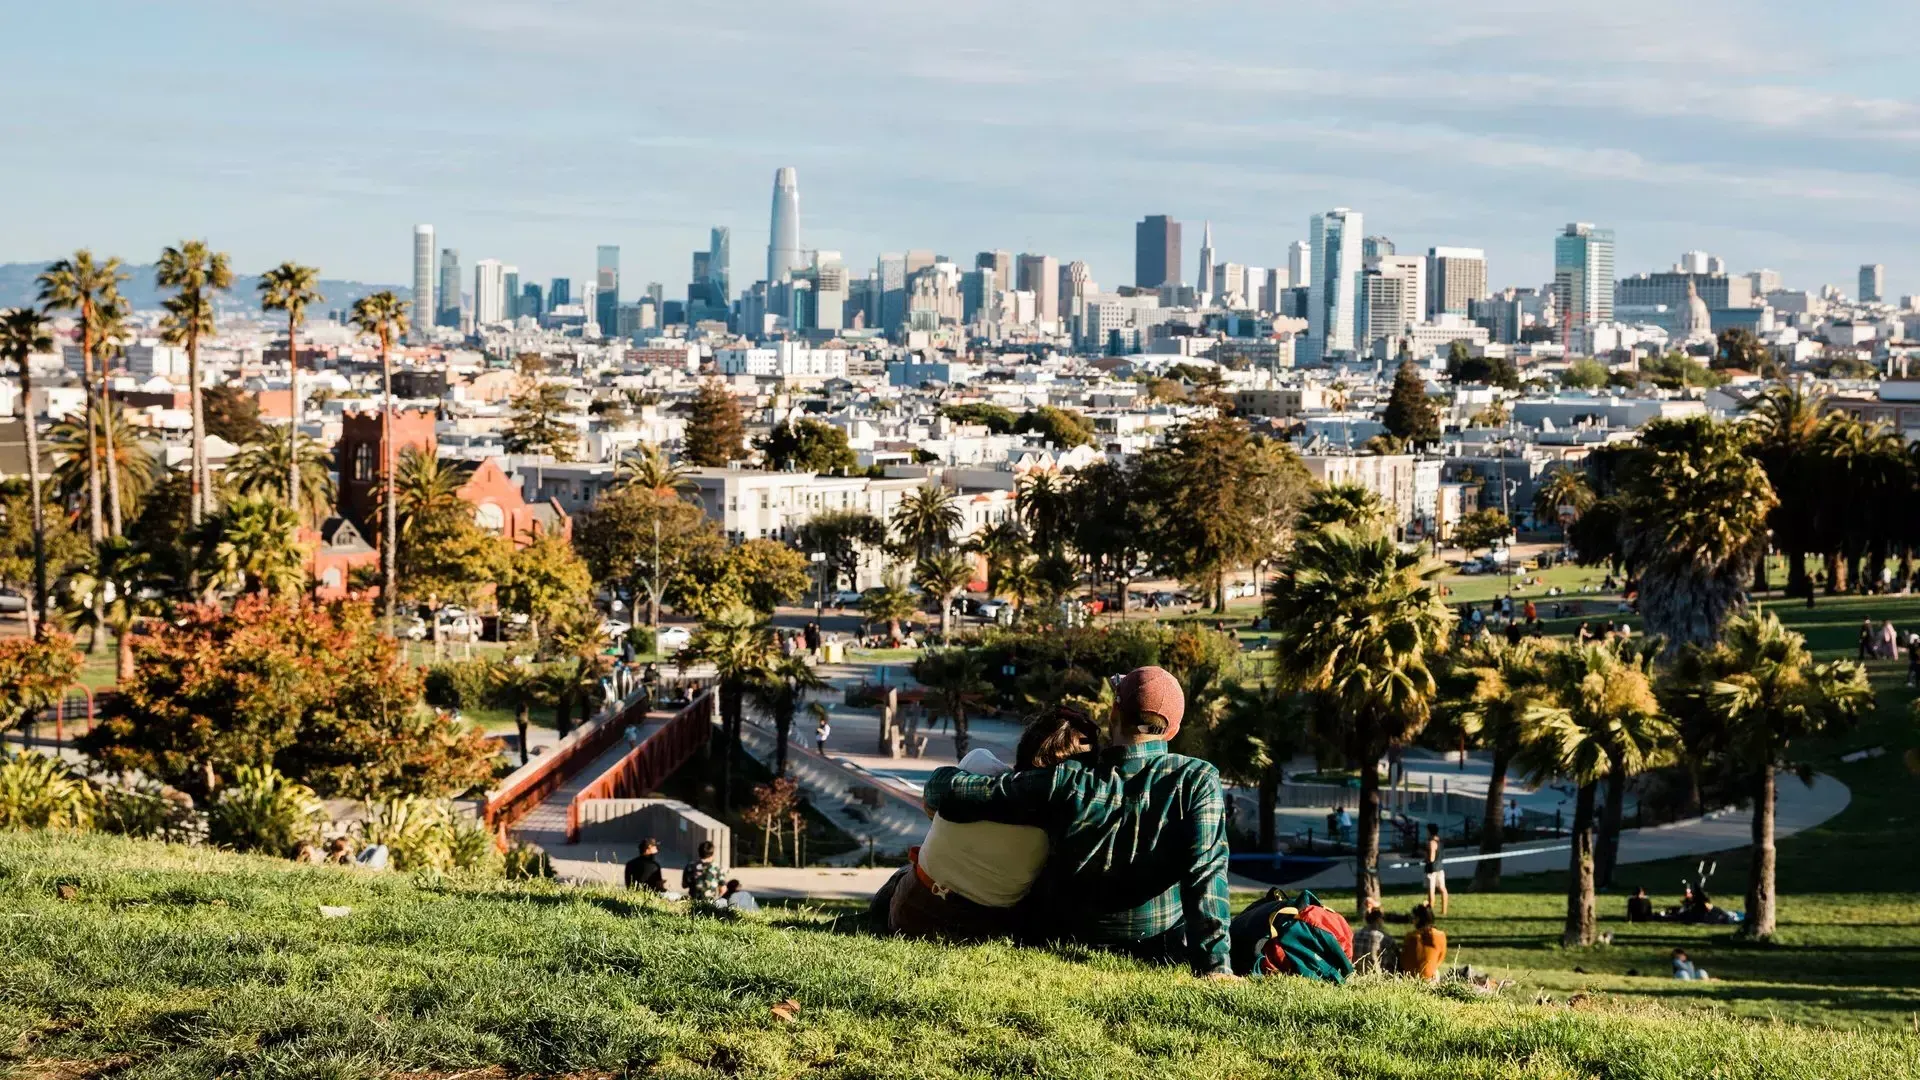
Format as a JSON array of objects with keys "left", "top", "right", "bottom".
[
  {"left": 565, "top": 692, "right": 716, "bottom": 843},
  {"left": 572, "top": 797, "right": 731, "bottom": 871},
  {"left": 485, "top": 686, "right": 658, "bottom": 839}
]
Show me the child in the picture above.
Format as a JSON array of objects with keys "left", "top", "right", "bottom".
[{"left": 886, "top": 705, "right": 1101, "bottom": 941}]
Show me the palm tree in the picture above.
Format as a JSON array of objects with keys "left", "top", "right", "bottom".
[
  {"left": 750, "top": 654, "right": 829, "bottom": 776},
  {"left": 1206, "top": 671, "right": 1310, "bottom": 853},
  {"left": 388, "top": 446, "right": 466, "bottom": 537},
  {"left": 1267, "top": 523, "right": 1454, "bottom": 914},
  {"left": 1688, "top": 612, "right": 1869, "bottom": 938},
  {"left": 967, "top": 518, "right": 1029, "bottom": 599},
  {"left": 615, "top": 443, "right": 689, "bottom": 495},
  {"left": 1519, "top": 642, "right": 1674, "bottom": 946},
  {"left": 1448, "top": 638, "right": 1558, "bottom": 890},
  {"left": 1015, "top": 470, "right": 1074, "bottom": 559},
  {"left": 487, "top": 656, "right": 555, "bottom": 766},
  {"left": 47, "top": 410, "right": 157, "bottom": 532},
  {"left": 37, "top": 252, "right": 128, "bottom": 550},
  {"left": 680, "top": 603, "right": 777, "bottom": 813},
  {"left": 257, "top": 262, "right": 324, "bottom": 512},
  {"left": 1, "top": 308, "right": 54, "bottom": 637},
  {"left": 89, "top": 295, "right": 135, "bottom": 536},
  {"left": 542, "top": 608, "right": 608, "bottom": 736},
  {"left": 225, "top": 432, "right": 335, "bottom": 526},
  {"left": 891, "top": 482, "right": 961, "bottom": 561},
  {"left": 348, "top": 291, "right": 409, "bottom": 623},
  {"left": 910, "top": 649, "right": 991, "bottom": 756},
  {"left": 156, "top": 241, "right": 233, "bottom": 525},
  {"left": 1532, "top": 469, "right": 1594, "bottom": 536},
  {"left": 64, "top": 536, "right": 165, "bottom": 682},
  {"left": 860, "top": 580, "right": 920, "bottom": 643},
  {"left": 1745, "top": 380, "right": 1826, "bottom": 598},
  {"left": 210, "top": 494, "right": 307, "bottom": 600},
  {"left": 914, "top": 549, "right": 973, "bottom": 642},
  {"left": 1298, "top": 482, "right": 1388, "bottom": 532}
]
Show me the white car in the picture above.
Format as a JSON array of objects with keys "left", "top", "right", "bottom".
[
  {"left": 655, "top": 625, "right": 693, "bottom": 651},
  {"left": 599, "top": 619, "right": 632, "bottom": 641},
  {"left": 831, "top": 589, "right": 865, "bottom": 608}
]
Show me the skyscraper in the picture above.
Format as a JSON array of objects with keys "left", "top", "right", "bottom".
[
  {"left": 1135, "top": 215, "right": 1182, "bottom": 289},
  {"left": 1553, "top": 223, "right": 1615, "bottom": 342},
  {"left": 1427, "top": 247, "right": 1489, "bottom": 317},
  {"left": 1361, "top": 255, "right": 1426, "bottom": 349},
  {"left": 976, "top": 250, "right": 1012, "bottom": 293},
  {"left": 548, "top": 277, "right": 571, "bottom": 309},
  {"left": 503, "top": 267, "right": 520, "bottom": 320},
  {"left": 767, "top": 167, "right": 802, "bottom": 282},
  {"left": 596, "top": 246, "right": 620, "bottom": 334},
  {"left": 709, "top": 226, "right": 731, "bottom": 306},
  {"left": 876, "top": 253, "right": 907, "bottom": 333},
  {"left": 1361, "top": 235, "right": 1395, "bottom": 261},
  {"left": 1288, "top": 241, "right": 1311, "bottom": 291},
  {"left": 1196, "top": 223, "right": 1216, "bottom": 301},
  {"left": 521, "top": 283, "right": 543, "bottom": 321},
  {"left": 473, "top": 259, "right": 506, "bottom": 325},
  {"left": 436, "top": 248, "right": 462, "bottom": 328},
  {"left": 1860, "top": 263, "right": 1885, "bottom": 303},
  {"left": 1304, "top": 208, "right": 1363, "bottom": 364},
  {"left": 1016, "top": 253, "right": 1060, "bottom": 323},
  {"left": 411, "top": 225, "right": 435, "bottom": 342}
]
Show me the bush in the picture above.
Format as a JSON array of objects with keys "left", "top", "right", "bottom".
[
  {"left": 359, "top": 797, "right": 455, "bottom": 871},
  {"left": 423, "top": 659, "right": 496, "bottom": 712},
  {"left": 448, "top": 816, "right": 503, "bottom": 874},
  {"left": 625, "top": 626, "right": 656, "bottom": 656},
  {"left": 504, "top": 842, "right": 554, "bottom": 881},
  {"left": 0, "top": 751, "right": 96, "bottom": 830},
  {"left": 96, "top": 781, "right": 198, "bottom": 843},
  {"left": 207, "top": 765, "right": 326, "bottom": 858}
]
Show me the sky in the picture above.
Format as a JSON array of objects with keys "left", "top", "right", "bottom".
[{"left": 6, "top": 1, "right": 1920, "bottom": 300}]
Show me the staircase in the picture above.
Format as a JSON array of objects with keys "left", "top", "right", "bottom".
[{"left": 737, "top": 717, "right": 925, "bottom": 862}]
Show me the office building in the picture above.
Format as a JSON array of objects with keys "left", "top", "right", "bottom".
[
  {"left": 1747, "top": 269, "right": 1781, "bottom": 296},
  {"left": 708, "top": 227, "right": 731, "bottom": 312},
  {"left": 976, "top": 251, "right": 1012, "bottom": 293},
  {"left": 1361, "top": 255, "right": 1426, "bottom": 347},
  {"left": 1426, "top": 247, "right": 1488, "bottom": 316},
  {"left": 1861, "top": 264, "right": 1886, "bottom": 303},
  {"left": 1135, "top": 214, "right": 1182, "bottom": 289},
  {"left": 1196, "top": 223, "right": 1216, "bottom": 300},
  {"left": 548, "top": 277, "right": 571, "bottom": 309},
  {"left": 503, "top": 267, "right": 520, "bottom": 320},
  {"left": 1288, "top": 241, "right": 1311, "bottom": 291},
  {"left": 410, "top": 225, "right": 434, "bottom": 342},
  {"left": 436, "top": 248, "right": 462, "bottom": 328},
  {"left": 473, "top": 259, "right": 507, "bottom": 325},
  {"left": 1679, "top": 250, "right": 1712, "bottom": 275},
  {"left": 1553, "top": 223, "right": 1615, "bottom": 342},
  {"left": 1615, "top": 271, "right": 1754, "bottom": 313},
  {"left": 521, "top": 283, "right": 543, "bottom": 322},
  {"left": 595, "top": 246, "right": 620, "bottom": 336},
  {"left": 961, "top": 268, "right": 997, "bottom": 324},
  {"left": 904, "top": 250, "right": 937, "bottom": 276},
  {"left": 1304, "top": 208, "right": 1363, "bottom": 364},
  {"left": 1361, "top": 235, "right": 1395, "bottom": 261},
  {"left": 767, "top": 167, "right": 802, "bottom": 282},
  {"left": 1059, "top": 260, "right": 1093, "bottom": 327},
  {"left": 1213, "top": 263, "right": 1246, "bottom": 307},
  {"left": 1016, "top": 253, "right": 1060, "bottom": 323},
  {"left": 876, "top": 253, "right": 907, "bottom": 333}
]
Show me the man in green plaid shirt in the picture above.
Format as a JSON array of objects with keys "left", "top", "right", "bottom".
[{"left": 921, "top": 666, "right": 1233, "bottom": 977}]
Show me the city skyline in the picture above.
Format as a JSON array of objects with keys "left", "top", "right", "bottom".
[{"left": 6, "top": 2, "right": 1920, "bottom": 297}]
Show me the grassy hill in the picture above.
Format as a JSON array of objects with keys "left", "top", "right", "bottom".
[{"left": 4, "top": 832, "right": 1916, "bottom": 1080}]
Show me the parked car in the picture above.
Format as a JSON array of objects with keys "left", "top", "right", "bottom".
[
  {"left": 831, "top": 589, "right": 864, "bottom": 608},
  {"left": 0, "top": 588, "right": 26, "bottom": 615},
  {"left": 655, "top": 625, "right": 693, "bottom": 651},
  {"left": 599, "top": 619, "right": 632, "bottom": 641}
]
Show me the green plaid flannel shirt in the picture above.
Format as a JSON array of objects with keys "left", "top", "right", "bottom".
[{"left": 922, "top": 740, "right": 1232, "bottom": 975}]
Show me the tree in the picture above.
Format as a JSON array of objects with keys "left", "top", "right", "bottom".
[
  {"left": 1669, "top": 612, "right": 1870, "bottom": 938},
  {"left": 860, "top": 580, "right": 919, "bottom": 642},
  {"left": 348, "top": 291, "right": 409, "bottom": 623},
  {"left": 210, "top": 493, "right": 309, "bottom": 600},
  {"left": 48, "top": 411, "right": 158, "bottom": 531},
  {"left": 1620, "top": 418, "right": 1776, "bottom": 648},
  {"left": 1016, "top": 471, "right": 1075, "bottom": 560},
  {"left": 0, "top": 632, "right": 80, "bottom": 735},
  {"left": 497, "top": 533, "right": 591, "bottom": 648},
  {"left": 1532, "top": 469, "right": 1594, "bottom": 536},
  {"left": 1715, "top": 327, "right": 1772, "bottom": 374},
  {"left": 1518, "top": 641, "right": 1673, "bottom": 946},
  {"left": 1299, "top": 483, "right": 1387, "bottom": 533},
  {"left": 156, "top": 241, "right": 233, "bottom": 524},
  {"left": 795, "top": 509, "right": 885, "bottom": 597},
  {"left": 390, "top": 446, "right": 466, "bottom": 540},
  {"left": 1, "top": 309, "right": 55, "bottom": 635},
  {"left": 486, "top": 657, "right": 553, "bottom": 766},
  {"left": 1267, "top": 523, "right": 1453, "bottom": 914},
  {"left": 614, "top": 443, "right": 689, "bottom": 495},
  {"left": 226, "top": 431, "right": 335, "bottom": 527},
  {"left": 1445, "top": 639, "right": 1557, "bottom": 890},
  {"left": 503, "top": 381, "right": 578, "bottom": 459},
  {"left": 1453, "top": 509, "right": 1511, "bottom": 556},
  {"left": 1566, "top": 496, "right": 1627, "bottom": 573},
  {"left": 683, "top": 379, "right": 746, "bottom": 466},
  {"left": 757, "top": 418, "right": 857, "bottom": 473},
  {"left": 88, "top": 296, "right": 136, "bottom": 536},
  {"left": 1640, "top": 352, "right": 1727, "bottom": 390},
  {"left": 574, "top": 484, "right": 722, "bottom": 627},
  {"left": 63, "top": 536, "right": 165, "bottom": 682},
  {"left": 671, "top": 538, "right": 812, "bottom": 620},
  {"left": 1561, "top": 358, "right": 1609, "bottom": 390},
  {"left": 397, "top": 505, "right": 505, "bottom": 649},
  {"left": 891, "top": 482, "right": 962, "bottom": 561},
  {"left": 1072, "top": 458, "right": 1154, "bottom": 614},
  {"left": 1381, "top": 360, "right": 1440, "bottom": 445},
  {"left": 82, "top": 597, "right": 497, "bottom": 801},
  {"left": 37, "top": 252, "right": 128, "bottom": 555},
  {"left": 1745, "top": 380, "right": 1826, "bottom": 599},
  {"left": 1014, "top": 405, "right": 1094, "bottom": 449},
  {"left": 911, "top": 649, "right": 991, "bottom": 756},
  {"left": 1204, "top": 671, "right": 1309, "bottom": 853},
  {"left": 939, "top": 403, "right": 1016, "bottom": 433},
  {"left": 750, "top": 654, "right": 829, "bottom": 776},
  {"left": 257, "top": 262, "right": 324, "bottom": 512},
  {"left": 539, "top": 609, "right": 609, "bottom": 737},
  {"left": 1148, "top": 418, "right": 1274, "bottom": 611},
  {"left": 1445, "top": 340, "right": 1518, "bottom": 388},
  {"left": 201, "top": 384, "right": 265, "bottom": 445},
  {"left": 679, "top": 604, "right": 776, "bottom": 812},
  {"left": 0, "top": 485, "right": 93, "bottom": 638},
  {"left": 915, "top": 550, "right": 973, "bottom": 642}
]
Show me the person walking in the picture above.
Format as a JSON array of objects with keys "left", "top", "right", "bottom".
[
  {"left": 1423, "top": 823, "right": 1449, "bottom": 916},
  {"left": 814, "top": 714, "right": 832, "bottom": 755}
]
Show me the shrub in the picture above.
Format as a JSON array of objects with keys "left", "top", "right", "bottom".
[
  {"left": 504, "top": 842, "right": 554, "bottom": 881},
  {"left": 448, "top": 816, "right": 503, "bottom": 874},
  {"left": 423, "top": 659, "right": 496, "bottom": 712},
  {"left": 96, "top": 781, "right": 198, "bottom": 843},
  {"left": 207, "top": 765, "right": 326, "bottom": 858},
  {"left": 359, "top": 797, "right": 456, "bottom": 871},
  {"left": 625, "top": 626, "right": 656, "bottom": 656},
  {"left": 0, "top": 751, "right": 95, "bottom": 830}
]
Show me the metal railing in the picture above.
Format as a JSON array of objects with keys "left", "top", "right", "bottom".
[{"left": 565, "top": 691, "right": 716, "bottom": 843}]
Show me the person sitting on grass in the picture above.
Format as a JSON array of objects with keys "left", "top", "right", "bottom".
[
  {"left": 1627, "top": 885, "right": 1655, "bottom": 923},
  {"left": 625, "top": 837, "right": 667, "bottom": 893},
  {"left": 1352, "top": 906, "right": 1399, "bottom": 975},
  {"left": 875, "top": 704, "right": 1101, "bottom": 941},
  {"left": 721, "top": 879, "right": 760, "bottom": 912},
  {"left": 1671, "top": 947, "right": 1710, "bottom": 981},
  {"left": 682, "top": 840, "right": 724, "bottom": 906},
  {"left": 1400, "top": 903, "right": 1448, "bottom": 982},
  {"left": 920, "top": 666, "right": 1236, "bottom": 979}
]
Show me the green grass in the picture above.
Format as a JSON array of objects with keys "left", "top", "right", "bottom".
[{"left": 4, "top": 832, "right": 1917, "bottom": 1080}]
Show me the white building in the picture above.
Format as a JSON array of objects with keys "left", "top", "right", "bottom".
[
  {"left": 714, "top": 341, "right": 849, "bottom": 379},
  {"left": 473, "top": 259, "right": 508, "bottom": 326}
]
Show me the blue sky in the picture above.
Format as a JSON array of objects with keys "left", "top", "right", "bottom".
[{"left": 5, "top": 1, "right": 1919, "bottom": 299}]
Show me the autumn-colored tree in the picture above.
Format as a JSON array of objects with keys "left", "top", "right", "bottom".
[{"left": 0, "top": 632, "right": 82, "bottom": 735}]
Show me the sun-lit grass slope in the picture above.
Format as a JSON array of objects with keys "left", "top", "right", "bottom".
[{"left": 3, "top": 833, "right": 1916, "bottom": 1080}]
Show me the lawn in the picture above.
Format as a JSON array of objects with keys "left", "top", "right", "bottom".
[{"left": 4, "top": 831, "right": 1916, "bottom": 1080}]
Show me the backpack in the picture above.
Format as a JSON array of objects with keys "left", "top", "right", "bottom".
[{"left": 1229, "top": 889, "right": 1356, "bottom": 984}]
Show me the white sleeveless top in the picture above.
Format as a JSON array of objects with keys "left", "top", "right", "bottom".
[{"left": 916, "top": 749, "right": 1049, "bottom": 908}]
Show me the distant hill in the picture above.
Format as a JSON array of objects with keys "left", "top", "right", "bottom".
[{"left": 0, "top": 262, "right": 408, "bottom": 315}]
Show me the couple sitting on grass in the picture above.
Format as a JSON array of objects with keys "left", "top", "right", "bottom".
[{"left": 871, "top": 665, "right": 1235, "bottom": 979}]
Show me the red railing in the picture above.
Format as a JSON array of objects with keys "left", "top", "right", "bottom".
[
  {"left": 565, "top": 691, "right": 716, "bottom": 843},
  {"left": 485, "top": 696, "right": 645, "bottom": 839}
]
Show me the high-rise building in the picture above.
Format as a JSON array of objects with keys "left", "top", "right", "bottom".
[
  {"left": 503, "top": 267, "right": 520, "bottom": 320},
  {"left": 1746, "top": 269, "right": 1781, "bottom": 296},
  {"left": 521, "top": 283, "right": 543, "bottom": 322},
  {"left": 1288, "top": 241, "right": 1311, "bottom": 292},
  {"left": 904, "top": 250, "right": 937, "bottom": 276},
  {"left": 1059, "top": 260, "right": 1093, "bottom": 328},
  {"left": 1427, "top": 247, "right": 1489, "bottom": 317},
  {"left": 548, "top": 277, "right": 571, "bottom": 309},
  {"left": 767, "top": 167, "right": 802, "bottom": 282},
  {"left": 1304, "top": 208, "right": 1363, "bottom": 364},
  {"left": 1860, "top": 263, "right": 1886, "bottom": 303},
  {"left": 1679, "top": 250, "right": 1712, "bottom": 274},
  {"left": 473, "top": 259, "right": 507, "bottom": 325},
  {"left": 975, "top": 251, "right": 1012, "bottom": 293},
  {"left": 1553, "top": 223, "right": 1616, "bottom": 342},
  {"left": 1361, "top": 255, "right": 1427, "bottom": 350},
  {"left": 876, "top": 253, "right": 907, "bottom": 333},
  {"left": 595, "top": 246, "right": 620, "bottom": 336},
  {"left": 410, "top": 225, "right": 435, "bottom": 342},
  {"left": 1361, "top": 235, "right": 1395, "bottom": 261},
  {"left": 961, "top": 268, "right": 998, "bottom": 324},
  {"left": 1135, "top": 214, "right": 1182, "bottom": 289},
  {"left": 1016, "top": 253, "right": 1060, "bottom": 323},
  {"left": 436, "top": 248, "right": 462, "bottom": 328},
  {"left": 709, "top": 226, "right": 731, "bottom": 308},
  {"left": 1196, "top": 222, "right": 1216, "bottom": 301}
]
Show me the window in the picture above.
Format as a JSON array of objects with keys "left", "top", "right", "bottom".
[
  {"left": 353, "top": 443, "right": 374, "bottom": 481},
  {"left": 321, "top": 568, "right": 342, "bottom": 590},
  {"left": 759, "top": 492, "right": 770, "bottom": 510},
  {"left": 474, "top": 502, "right": 505, "bottom": 533}
]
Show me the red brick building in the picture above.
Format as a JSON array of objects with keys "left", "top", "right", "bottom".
[{"left": 336, "top": 408, "right": 569, "bottom": 548}]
